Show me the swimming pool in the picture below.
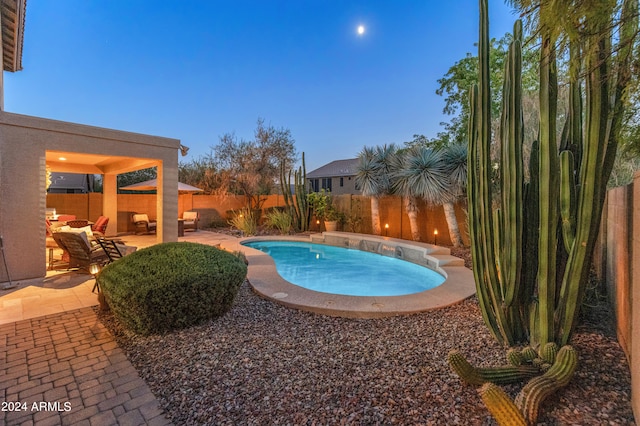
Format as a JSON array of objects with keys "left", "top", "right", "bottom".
[{"left": 242, "top": 240, "right": 445, "bottom": 296}]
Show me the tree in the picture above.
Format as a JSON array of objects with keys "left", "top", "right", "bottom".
[
  {"left": 178, "top": 154, "right": 226, "bottom": 195},
  {"left": 436, "top": 31, "right": 540, "bottom": 163},
  {"left": 355, "top": 144, "right": 397, "bottom": 235},
  {"left": 117, "top": 167, "right": 157, "bottom": 191},
  {"left": 213, "top": 118, "right": 297, "bottom": 210}
]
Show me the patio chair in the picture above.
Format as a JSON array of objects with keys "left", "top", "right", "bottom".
[
  {"left": 132, "top": 213, "right": 157, "bottom": 235},
  {"left": 51, "top": 231, "right": 109, "bottom": 271},
  {"left": 92, "top": 216, "right": 109, "bottom": 236},
  {"left": 91, "top": 237, "right": 137, "bottom": 292},
  {"left": 182, "top": 211, "right": 199, "bottom": 231}
]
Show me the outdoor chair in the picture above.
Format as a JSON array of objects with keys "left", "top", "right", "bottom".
[
  {"left": 92, "top": 236, "right": 137, "bottom": 292},
  {"left": 132, "top": 213, "right": 157, "bottom": 235},
  {"left": 182, "top": 211, "right": 199, "bottom": 231},
  {"left": 51, "top": 231, "right": 109, "bottom": 271},
  {"left": 92, "top": 216, "right": 109, "bottom": 236}
]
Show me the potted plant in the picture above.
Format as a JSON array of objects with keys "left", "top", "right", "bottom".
[{"left": 308, "top": 190, "right": 342, "bottom": 231}]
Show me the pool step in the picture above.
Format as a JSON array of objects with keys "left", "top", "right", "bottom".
[{"left": 307, "top": 231, "right": 466, "bottom": 269}]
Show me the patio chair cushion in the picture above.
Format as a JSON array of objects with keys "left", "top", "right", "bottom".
[
  {"left": 53, "top": 225, "right": 94, "bottom": 239},
  {"left": 133, "top": 214, "right": 150, "bottom": 223},
  {"left": 92, "top": 216, "right": 109, "bottom": 235}
]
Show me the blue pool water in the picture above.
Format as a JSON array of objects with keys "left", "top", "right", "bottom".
[{"left": 242, "top": 240, "right": 445, "bottom": 296}]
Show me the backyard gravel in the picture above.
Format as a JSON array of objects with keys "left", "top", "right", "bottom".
[{"left": 99, "top": 276, "right": 634, "bottom": 425}]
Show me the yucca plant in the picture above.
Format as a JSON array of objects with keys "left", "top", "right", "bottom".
[
  {"left": 391, "top": 145, "right": 449, "bottom": 242},
  {"left": 355, "top": 144, "right": 397, "bottom": 235}
]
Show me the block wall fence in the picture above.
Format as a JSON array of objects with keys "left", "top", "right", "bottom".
[
  {"left": 591, "top": 171, "right": 640, "bottom": 420},
  {"left": 46, "top": 193, "right": 469, "bottom": 246}
]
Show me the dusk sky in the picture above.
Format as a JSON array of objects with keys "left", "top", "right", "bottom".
[{"left": 5, "top": 1, "right": 518, "bottom": 171}]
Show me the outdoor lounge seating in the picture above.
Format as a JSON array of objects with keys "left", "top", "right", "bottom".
[
  {"left": 182, "top": 211, "right": 199, "bottom": 231},
  {"left": 51, "top": 231, "right": 109, "bottom": 270},
  {"left": 132, "top": 213, "right": 157, "bottom": 234},
  {"left": 92, "top": 216, "right": 109, "bottom": 236},
  {"left": 51, "top": 231, "right": 137, "bottom": 272}
]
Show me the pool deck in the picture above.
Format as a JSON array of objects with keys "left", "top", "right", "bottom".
[{"left": 221, "top": 232, "right": 476, "bottom": 319}]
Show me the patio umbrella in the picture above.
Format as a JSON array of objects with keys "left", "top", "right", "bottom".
[{"left": 119, "top": 179, "right": 203, "bottom": 193}]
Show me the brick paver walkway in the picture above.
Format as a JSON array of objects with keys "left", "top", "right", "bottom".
[{"left": 0, "top": 307, "right": 171, "bottom": 426}]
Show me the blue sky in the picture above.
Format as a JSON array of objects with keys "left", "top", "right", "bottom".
[{"left": 5, "top": 1, "right": 517, "bottom": 171}]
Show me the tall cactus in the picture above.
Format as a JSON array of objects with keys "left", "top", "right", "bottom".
[
  {"left": 467, "top": 0, "right": 638, "bottom": 348},
  {"left": 280, "top": 152, "right": 310, "bottom": 232},
  {"left": 452, "top": 0, "right": 638, "bottom": 423}
]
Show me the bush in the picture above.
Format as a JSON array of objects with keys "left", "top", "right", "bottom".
[
  {"left": 264, "top": 209, "right": 293, "bottom": 234},
  {"left": 98, "top": 242, "right": 247, "bottom": 335},
  {"left": 228, "top": 208, "right": 258, "bottom": 235}
]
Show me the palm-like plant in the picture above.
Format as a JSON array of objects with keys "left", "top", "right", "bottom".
[
  {"left": 392, "top": 146, "right": 450, "bottom": 241},
  {"left": 441, "top": 143, "right": 468, "bottom": 247},
  {"left": 355, "top": 144, "right": 397, "bottom": 235}
]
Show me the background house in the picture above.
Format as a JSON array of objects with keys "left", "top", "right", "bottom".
[
  {"left": 48, "top": 173, "right": 96, "bottom": 193},
  {"left": 307, "top": 158, "right": 359, "bottom": 195}
]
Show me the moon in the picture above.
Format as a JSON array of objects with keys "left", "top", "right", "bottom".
[{"left": 357, "top": 25, "right": 365, "bottom": 35}]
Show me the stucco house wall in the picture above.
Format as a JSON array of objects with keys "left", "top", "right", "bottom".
[{"left": 0, "top": 112, "right": 180, "bottom": 282}]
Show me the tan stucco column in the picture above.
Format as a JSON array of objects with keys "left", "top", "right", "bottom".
[
  {"left": 156, "top": 161, "right": 179, "bottom": 243},
  {"left": 103, "top": 173, "right": 118, "bottom": 236}
]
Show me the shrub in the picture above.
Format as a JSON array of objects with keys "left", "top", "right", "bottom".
[
  {"left": 98, "top": 242, "right": 247, "bottom": 335},
  {"left": 264, "top": 209, "right": 293, "bottom": 234},
  {"left": 228, "top": 208, "right": 258, "bottom": 235}
]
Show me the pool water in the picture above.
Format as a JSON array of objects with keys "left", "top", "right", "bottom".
[{"left": 242, "top": 240, "right": 445, "bottom": 296}]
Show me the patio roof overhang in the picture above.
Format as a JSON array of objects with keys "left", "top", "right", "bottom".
[
  {"left": 46, "top": 151, "right": 159, "bottom": 175},
  {"left": 1, "top": 0, "right": 26, "bottom": 72}
]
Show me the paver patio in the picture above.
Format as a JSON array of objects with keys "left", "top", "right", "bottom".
[{"left": 0, "top": 232, "right": 237, "bottom": 425}]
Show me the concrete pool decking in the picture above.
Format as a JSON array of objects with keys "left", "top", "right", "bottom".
[{"left": 221, "top": 232, "right": 476, "bottom": 318}]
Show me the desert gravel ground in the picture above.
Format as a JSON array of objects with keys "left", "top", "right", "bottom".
[{"left": 99, "top": 277, "right": 634, "bottom": 425}]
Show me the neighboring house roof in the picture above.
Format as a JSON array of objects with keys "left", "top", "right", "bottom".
[
  {"left": 307, "top": 158, "right": 359, "bottom": 179},
  {"left": 1, "top": 0, "right": 26, "bottom": 72},
  {"left": 49, "top": 173, "right": 94, "bottom": 193}
]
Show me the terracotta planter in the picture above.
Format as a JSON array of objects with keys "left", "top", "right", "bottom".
[{"left": 324, "top": 220, "right": 338, "bottom": 232}]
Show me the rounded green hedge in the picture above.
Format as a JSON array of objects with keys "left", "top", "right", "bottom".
[{"left": 98, "top": 242, "right": 247, "bottom": 335}]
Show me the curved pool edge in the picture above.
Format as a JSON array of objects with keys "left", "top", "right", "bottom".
[{"left": 220, "top": 232, "right": 476, "bottom": 319}]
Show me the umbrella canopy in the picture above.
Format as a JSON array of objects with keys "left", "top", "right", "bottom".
[{"left": 119, "top": 178, "right": 203, "bottom": 193}]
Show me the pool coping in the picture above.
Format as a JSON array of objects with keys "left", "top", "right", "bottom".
[{"left": 220, "top": 232, "right": 476, "bottom": 319}]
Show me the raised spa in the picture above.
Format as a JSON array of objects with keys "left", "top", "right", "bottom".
[{"left": 242, "top": 240, "right": 445, "bottom": 296}]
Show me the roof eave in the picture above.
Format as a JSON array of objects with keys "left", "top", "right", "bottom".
[{"left": 2, "top": 0, "right": 26, "bottom": 72}]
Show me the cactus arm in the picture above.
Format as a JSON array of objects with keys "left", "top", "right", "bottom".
[
  {"left": 557, "top": 14, "right": 612, "bottom": 344},
  {"left": 515, "top": 346, "right": 578, "bottom": 425},
  {"left": 559, "top": 150, "right": 576, "bottom": 253},
  {"left": 480, "top": 383, "right": 527, "bottom": 426},
  {"left": 448, "top": 350, "right": 540, "bottom": 386},
  {"left": 534, "top": 29, "right": 559, "bottom": 347},
  {"left": 500, "top": 22, "right": 524, "bottom": 308}
]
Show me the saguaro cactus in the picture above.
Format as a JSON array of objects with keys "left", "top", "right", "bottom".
[{"left": 452, "top": 0, "right": 637, "bottom": 423}]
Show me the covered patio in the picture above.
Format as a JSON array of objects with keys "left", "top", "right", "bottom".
[{"left": 0, "top": 112, "right": 181, "bottom": 284}]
